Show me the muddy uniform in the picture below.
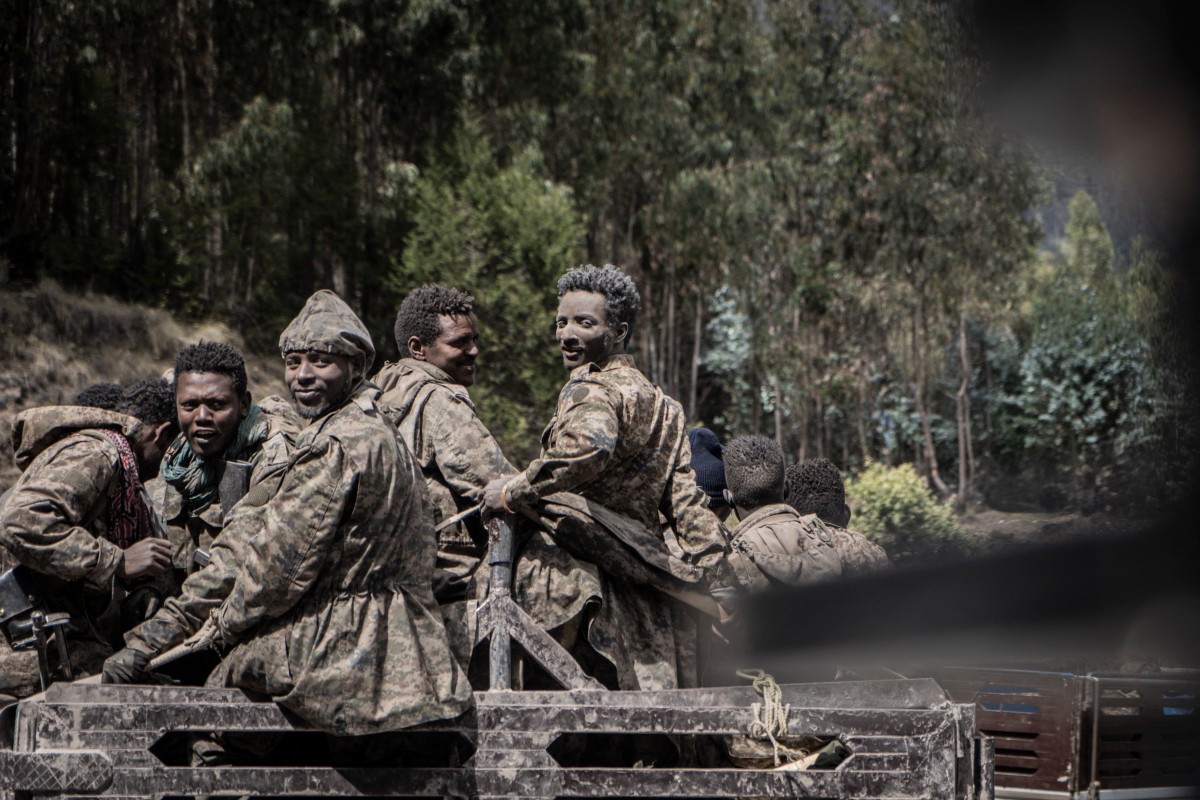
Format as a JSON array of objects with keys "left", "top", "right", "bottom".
[
  {"left": 154, "top": 395, "right": 300, "bottom": 580},
  {"left": 828, "top": 524, "right": 891, "bottom": 577},
  {"left": 0, "top": 407, "right": 157, "bottom": 693},
  {"left": 201, "top": 291, "right": 471, "bottom": 735},
  {"left": 504, "top": 354, "right": 727, "bottom": 691},
  {"left": 726, "top": 505, "right": 843, "bottom": 592},
  {"left": 374, "top": 358, "right": 514, "bottom": 671}
]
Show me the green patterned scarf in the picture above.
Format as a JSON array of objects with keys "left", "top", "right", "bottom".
[{"left": 161, "top": 404, "right": 267, "bottom": 515}]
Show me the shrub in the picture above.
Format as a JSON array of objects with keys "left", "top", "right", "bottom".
[{"left": 845, "top": 461, "right": 971, "bottom": 566}]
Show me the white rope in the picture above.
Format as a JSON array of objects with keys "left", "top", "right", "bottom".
[{"left": 736, "top": 668, "right": 806, "bottom": 766}]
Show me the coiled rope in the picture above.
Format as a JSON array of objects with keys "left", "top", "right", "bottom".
[{"left": 736, "top": 668, "right": 806, "bottom": 766}]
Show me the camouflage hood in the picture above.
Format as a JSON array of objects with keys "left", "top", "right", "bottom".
[
  {"left": 278, "top": 290, "right": 375, "bottom": 375},
  {"left": 11, "top": 406, "right": 142, "bottom": 471}
]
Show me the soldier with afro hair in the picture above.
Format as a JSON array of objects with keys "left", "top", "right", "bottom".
[{"left": 785, "top": 458, "right": 891, "bottom": 577}]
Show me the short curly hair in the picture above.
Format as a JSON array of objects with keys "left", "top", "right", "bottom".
[
  {"left": 785, "top": 458, "right": 847, "bottom": 524},
  {"left": 723, "top": 434, "right": 785, "bottom": 510},
  {"left": 118, "top": 378, "right": 177, "bottom": 427},
  {"left": 557, "top": 264, "right": 640, "bottom": 340},
  {"left": 72, "top": 382, "right": 125, "bottom": 410},
  {"left": 174, "top": 341, "right": 248, "bottom": 396},
  {"left": 394, "top": 284, "right": 475, "bottom": 358}
]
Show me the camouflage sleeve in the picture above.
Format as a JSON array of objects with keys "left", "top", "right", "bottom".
[
  {"left": 0, "top": 437, "right": 123, "bottom": 590},
  {"left": 214, "top": 436, "right": 351, "bottom": 640},
  {"left": 430, "top": 394, "right": 515, "bottom": 502},
  {"left": 505, "top": 378, "right": 620, "bottom": 508},
  {"left": 660, "top": 433, "right": 729, "bottom": 569},
  {"left": 125, "top": 482, "right": 276, "bottom": 655}
]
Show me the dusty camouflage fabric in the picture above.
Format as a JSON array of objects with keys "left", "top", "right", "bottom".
[
  {"left": 726, "top": 505, "right": 844, "bottom": 593},
  {"left": 149, "top": 395, "right": 300, "bottom": 581},
  {"left": 201, "top": 291, "right": 470, "bottom": 736},
  {"left": 277, "top": 288, "right": 375, "bottom": 371},
  {"left": 504, "top": 354, "right": 728, "bottom": 691},
  {"left": 828, "top": 523, "right": 892, "bottom": 577},
  {"left": 0, "top": 407, "right": 150, "bottom": 693},
  {"left": 373, "top": 358, "right": 514, "bottom": 672}
]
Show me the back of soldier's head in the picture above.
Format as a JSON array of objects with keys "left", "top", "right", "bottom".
[
  {"left": 174, "top": 341, "right": 248, "bottom": 396},
  {"left": 118, "top": 378, "right": 177, "bottom": 428},
  {"left": 785, "top": 457, "right": 850, "bottom": 527},
  {"left": 72, "top": 382, "right": 125, "bottom": 410},
  {"left": 557, "top": 264, "right": 641, "bottom": 339},
  {"left": 724, "top": 434, "right": 785, "bottom": 511},
  {"left": 394, "top": 284, "right": 475, "bottom": 358}
]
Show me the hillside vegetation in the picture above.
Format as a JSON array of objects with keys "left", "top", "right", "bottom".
[{"left": 0, "top": 282, "right": 288, "bottom": 489}]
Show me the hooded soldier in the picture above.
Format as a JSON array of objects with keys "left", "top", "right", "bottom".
[
  {"left": 106, "top": 290, "right": 471, "bottom": 739},
  {"left": 0, "top": 380, "right": 177, "bottom": 694}
]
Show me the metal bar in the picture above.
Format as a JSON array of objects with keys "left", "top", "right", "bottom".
[{"left": 486, "top": 516, "right": 514, "bottom": 691}]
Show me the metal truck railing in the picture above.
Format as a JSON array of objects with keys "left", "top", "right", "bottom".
[{"left": 0, "top": 517, "right": 995, "bottom": 800}]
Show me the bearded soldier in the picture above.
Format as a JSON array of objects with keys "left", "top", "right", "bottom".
[
  {"left": 484, "top": 263, "right": 727, "bottom": 692},
  {"left": 372, "top": 285, "right": 514, "bottom": 677},
  {"left": 107, "top": 290, "right": 471, "bottom": 743},
  {"left": 0, "top": 379, "right": 177, "bottom": 695}
]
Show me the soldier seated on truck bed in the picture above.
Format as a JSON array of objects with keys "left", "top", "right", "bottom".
[
  {"left": 784, "top": 457, "right": 891, "bottom": 577},
  {"left": 373, "top": 285, "right": 515, "bottom": 681},
  {"left": 153, "top": 341, "right": 300, "bottom": 585},
  {"left": 0, "top": 379, "right": 178, "bottom": 696},
  {"left": 106, "top": 291, "right": 471, "bottom": 757},
  {"left": 483, "top": 263, "right": 729, "bottom": 694}
]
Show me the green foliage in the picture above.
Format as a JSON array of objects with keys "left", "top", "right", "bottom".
[
  {"left": 394, "top": 121, "right": 585, "bottom": 461},
  {"left": 845, "top": 461, "right": 971, "bottom": 565}
]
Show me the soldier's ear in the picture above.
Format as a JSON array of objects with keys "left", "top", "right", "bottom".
[
  {"left": 613, "top": 321, "right": 629, "bottom": 345},
  {"left": 239, "top": 391, "right": 252, "bottom": 420},
  {"left": 408, "top": 335, "right": 427, "bottom": 361},
  {"left": 839, "top": 502, "right": 852, "bottom": 528}
]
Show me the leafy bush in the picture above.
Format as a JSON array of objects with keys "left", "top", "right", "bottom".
[{"left": 845, "top": 461, "right": 971, "bottom": 566}]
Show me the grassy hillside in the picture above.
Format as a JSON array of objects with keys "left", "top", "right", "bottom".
[{"left": 0, "top": 282, "right": 289, "bottom": 491}]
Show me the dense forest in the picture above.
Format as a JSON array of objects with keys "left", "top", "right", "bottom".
[{"left": 1, "top": 0, "right": 1193, "bottom": 529}]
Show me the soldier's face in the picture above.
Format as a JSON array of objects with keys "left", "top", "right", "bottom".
[
  {"left": 411, "top": 313, "right": 480, "bottom": 387},
  {"left": 556, "top": 291, "right": 627, "bottom": 369},
  {"left": 285, "top": 350, "right": 357, "bottom": 420},
  {"left": 176, "top": 371, "right": 250, "bottom": 460}
]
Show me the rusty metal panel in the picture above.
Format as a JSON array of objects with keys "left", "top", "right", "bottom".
[
  {"left": 1082, "top": 672, "right": 1200, "bottom": 791},
  {"left": 931, "top": 666, "right": 1083, "bottom": 793}
]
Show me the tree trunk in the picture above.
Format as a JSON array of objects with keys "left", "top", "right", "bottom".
[
  {"left": 914, "top": 302, "right": 950, "bottom": 497},
  {"left": 688, "top": 285, "right": 702, "bottom": 420},
  {"left": 955, "top": 305, "right": 973, "bottom": 511}
]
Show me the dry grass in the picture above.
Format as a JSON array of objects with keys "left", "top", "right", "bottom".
[{"left": 0, "top": 281, "right": 289, "bottom": 490}]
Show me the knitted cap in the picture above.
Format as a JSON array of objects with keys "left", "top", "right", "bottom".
[
  {"left": 279, "top": 290, "right": 376, "bottom": 374},
  {"left": 688, "top": 427, "right": 728, "bottom": 507}
]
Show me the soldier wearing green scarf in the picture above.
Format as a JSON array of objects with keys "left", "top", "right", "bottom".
[{"left": 155, "top": 341, "right": 300, "bottom": 581}]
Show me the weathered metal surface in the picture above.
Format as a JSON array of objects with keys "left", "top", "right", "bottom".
[
  {"left": 0, "top": 518, "right": 995, "bottom": 799},
  {"left": 0, "top": 750, "right": 113, "bottom": 793}
]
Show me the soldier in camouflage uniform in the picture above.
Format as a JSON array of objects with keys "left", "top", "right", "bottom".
[
  {"left": 0, "top": 380, "right": 178, "bottom": 696},
  {"left": 372, "top": 285, "right": 514, "bottom": 678},
  {"left": 785, "top": 457, "right": 892, "bottom": 577},
  {"left": 720, "top": 436, "right": 843, "bottom": 593},
  {"left": 109, "top": 290, "right": 471, "bottom": 740},
  {"left": 484, "top": 264, "right": 727, "bottom": 692},
  {"left": 153, "top": 341, "right": 300, "bottom": 583}
]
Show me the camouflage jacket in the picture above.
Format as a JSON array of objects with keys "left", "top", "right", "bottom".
[
  {"left": 727, "top": 504, "right": 844, "bottom": 592},
  {"left": 1, "top": 406, "right": 145, "bottom": 593},
  {"left": 505, "top": 355, "right": 727, "bottom": 691},
  {"left": 0, "top": 406, "right": 150, "bottom": 684},
  {"left": 505, "top": 354, "right": 726, "bottom": 567},
  {"left": 829, "top": 524, "right": 892, "bottom": 577},
  {"left": 205, "top": 384, "right": 471, "bottom": 735},
  {"left": 151, "top": 395, "right": 300, "bottom": 576},
  {"left": 374, "top": 358, "right": 514, "bottom": 598}
]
